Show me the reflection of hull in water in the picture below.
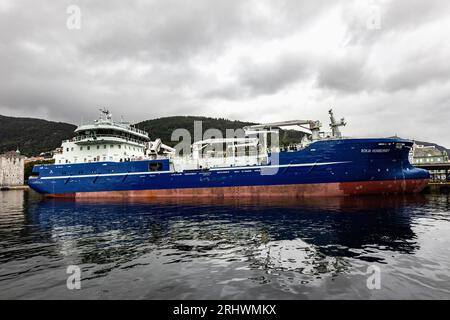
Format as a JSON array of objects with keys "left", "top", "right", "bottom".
[
  {"left": 44, "top": 191, "right": 428, "bottom": 211},
  {"left": 3, "top": 192, "right": 424, "bottom": 276},
  {"left": 29, "top": 195, "right": 422, "bottom": 262},
  {"left": 36, "top": 194, "right": 425, "bottom": 251}
]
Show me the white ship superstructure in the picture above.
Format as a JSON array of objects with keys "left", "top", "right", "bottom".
[
  {"left": 54, "top": 109, "right": 348, "bottom": 169},
  {"left": 54, "top": 109, "right": 151, "bottom": 164}
]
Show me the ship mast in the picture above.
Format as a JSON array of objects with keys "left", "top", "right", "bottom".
[
  {"left": 98, "top": 107, "right": 112, "bottom": 123},
  {"left": 328, "top": 109, "right": 346, "bottom": 138}
]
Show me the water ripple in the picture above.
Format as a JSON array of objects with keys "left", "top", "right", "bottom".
[{"left": 0, "top": 190, "right": 449, "bottom": 299}]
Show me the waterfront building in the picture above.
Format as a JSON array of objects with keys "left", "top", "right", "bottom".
[
  {"left": 412, "top": 144, "right": 449, "bottom": 181},
  {"left": 412, "top": 145, "right": 449, "bottom": 164},
  {"left": 0, "top": 150, "right": 25, "bottom": 187}
]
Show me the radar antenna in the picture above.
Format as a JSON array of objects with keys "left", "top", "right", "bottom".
[{"left": 99, "top": 107, "right": 112, "bottom": 121}]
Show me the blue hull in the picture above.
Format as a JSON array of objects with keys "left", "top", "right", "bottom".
[{"left": 28, "top": 138, "right": 429, "bottom": 197}]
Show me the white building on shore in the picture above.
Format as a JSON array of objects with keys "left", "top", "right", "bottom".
[{"left": 0, "top": 150, "right": 25, "bottom": 187}]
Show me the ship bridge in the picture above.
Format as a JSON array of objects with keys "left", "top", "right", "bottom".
[
  {"left": 55, "top": 109, "right": 149, "bottom": 164},
  {"left": 72, "top": 109, "right": 150, "bottom": 146}
]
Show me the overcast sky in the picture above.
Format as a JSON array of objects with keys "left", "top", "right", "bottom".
[{"left": 1, "top": 0, "right": 449, "bottom": 146}]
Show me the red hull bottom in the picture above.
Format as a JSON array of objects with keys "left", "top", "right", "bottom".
[{"left": 46, "top": 179, "right": 429, "bottom": 199}]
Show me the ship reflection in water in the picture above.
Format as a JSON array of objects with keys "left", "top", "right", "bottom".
[{"left": 1, "top": 191, "right": 449, "bottom": 299}]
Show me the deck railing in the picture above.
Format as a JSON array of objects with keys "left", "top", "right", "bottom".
[{"left": 63, "top": 134, "right": 147, "bottom": 145}]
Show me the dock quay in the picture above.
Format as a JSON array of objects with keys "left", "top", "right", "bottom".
[
  {"left": 415, "top": 163, "right": 450, "bottom": 194},
  {"left": 0, "top": 185, "right": 30, "bottom": 191},
  {"left": 422, "top": 182, "right": 450, "bottom": 194}
]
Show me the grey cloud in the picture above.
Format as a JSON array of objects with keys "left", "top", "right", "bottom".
[
  {"left": 317, "top": 42, "right": 450, "bottom": 94},
  {"left": 343, "top": 0, "right": 450, "bottom": 45},
  {"left": 239, "top": 55, "right": 311, "bottom": 94},
  {"left": 382, "top": 0, "right": 450, "bottom": 31},
  {"left": 80, "top": 0, "right": 342, "bottom": 64},
  {"left": 317, "top": 53, "right": 376, "bottom": 93},
  {"left": 1, "top": 0, "right": 450, "bottom": 147},
  {"left": 0, "top": 0, "right": 338, "bottom": 121},
  {"left": 81, "top": 0, "right": 249, "bottom": 62},
  {"left": 202, "top": 85, "right": 247, "bottom": 101},
  {"left": 204, "top": 54, "right": 313, "bottom": 99},
  {"left": 382, "top": 49, "right": 450, "bottom": 92}
]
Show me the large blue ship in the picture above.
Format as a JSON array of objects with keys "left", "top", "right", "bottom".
[{"left": 28, "top": 109, "right": 429, "bottom": 198}]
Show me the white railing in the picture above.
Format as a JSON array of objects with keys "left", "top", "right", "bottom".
[
  {"left": 64, "top": 134, "right": 147, "bottom": 145},
  {"left": 116, "top": 123, "right": 148, "bottom": 136},
  {"left": 78, "top": 121, "right": 148, "bottom": 136}
]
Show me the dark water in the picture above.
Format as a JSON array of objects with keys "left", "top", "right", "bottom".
[{"left": 0, "top": 190, "right": 449, "bottom": 299}]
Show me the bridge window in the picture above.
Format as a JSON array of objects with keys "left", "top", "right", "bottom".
[{"left": 149, "top": 162, "right": 163, "bottom": 171}]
